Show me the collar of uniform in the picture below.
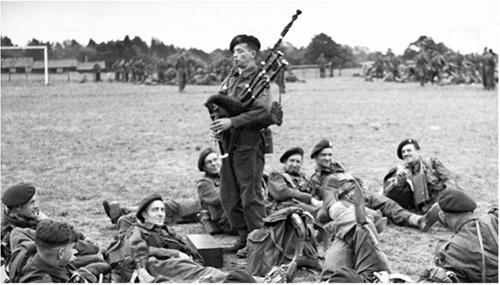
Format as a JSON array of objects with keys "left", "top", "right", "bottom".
[
  {"left": 138, "top": 221, "right": 169, "bottom": 232},
  {"left": 453, "top": 213, "right": 476, "bottom": 232},
  {"left": 283, "top": 169, "right": 306, "bottom": 179},
  {"left": 31, "top": 253, "right": 70, "bottom": 281},
  {"left": 2, "top": 208, "right": 38, "bottom": 229},
  {"left": 316, "top": 162, "right": 345, "bottom": 175},
  {"left": 236, "top": 64, "right": 258, "bottom": 79},
  {"left": 204, "top": 172, "right": 220, "bottom": 180}
]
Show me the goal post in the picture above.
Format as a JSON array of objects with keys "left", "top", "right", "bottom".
[{"left": 1, "top": 45, "right": 49, "bottom": 85}]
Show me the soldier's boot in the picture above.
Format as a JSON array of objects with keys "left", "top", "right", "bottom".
[
  {"left": 102, "top": 201, "right": 122, "bottom": 224},
  {"left": 417, "top": 203, "right": 441, "bottom": 232}
]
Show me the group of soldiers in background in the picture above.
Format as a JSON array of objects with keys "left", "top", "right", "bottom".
[
  {"left": 109, "top": 53, "right": 232, "bottom": 88},
  {"left": 362, "top": 43, "right": 498, "bottom": 89}
]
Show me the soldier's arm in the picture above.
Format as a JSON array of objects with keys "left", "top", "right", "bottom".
[
  {"left": 229, "top": 85, "right": 272, "bottom": 129},
  {"left": 268, "top": 172, "right": 312, "bottom": 203},
  {"left": 197, "top": 179, "right": 222, "bottom": 206},
  {"left": 128, "top": 227, "right": 151, "bottom": 269},
  {"left": 19, "top": 271, "right": 54, "bottom": 283},
  {"left": 430, "top": 157, "right": 456, "bottom": 189},
  {"left": 9, "top": 227, "right": 36, "bottom": 251}
]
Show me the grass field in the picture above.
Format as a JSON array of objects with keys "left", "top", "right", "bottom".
[{"left": 1, "top": 73, "right": 498, "bottom": 281}]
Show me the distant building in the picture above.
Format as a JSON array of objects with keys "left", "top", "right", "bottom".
[
  {"left": 77, "top": 61, "right": 106, "bottom": 73},
  {"left": 1, "top": 57, "right": 34, "bottom": 73},
  {"left": 32, "top": 59, "right": 78, "bottom": 73}
]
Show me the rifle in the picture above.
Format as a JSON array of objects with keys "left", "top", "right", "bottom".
[{"left": 205, "top": 10, "right": 302, "bottom": 157}]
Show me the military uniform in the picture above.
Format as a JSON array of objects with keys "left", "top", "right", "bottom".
[
  {"left": 383, "top": 157, "right": 456, "bottom": 213},
  {"left": 108, "top": 222, "right": 228, "bottom": 282},
  {"left": 218, "top": 63, "right": 272, "bottom": 238},
  {"left": 197, "top": 173, "right": 231, "bottom": 233},
  {"left": 310, "top": 162, "right": 419, "bottom": 228},
  {"left": 19, "top": 253, "right": 74, "bottom": 282},
  {"left": 1, "top": 208, "right": 38, "bottom": 262},
  {"left": 267, "top": 170, "right": 319, "bottom": 214},
  {"left": 114, "top": 198, "right": 202, "bottom": 235}
]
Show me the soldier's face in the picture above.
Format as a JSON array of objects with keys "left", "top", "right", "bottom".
[
  {"left": 284, "top": 154, "right": 303, "bottom": 175},
  {"left": 203, "top": 152, "right": 220, "bottom": 175},
  {"left": 14, "top": 195, "right": 40, "bottom": 219},
  {"left": 316, "top": 148, "right": 333, "bottom": 168},
  {"left": 402, "top": 144, "right": 419, "bottom": 163},
  {"left": 143, "top": 200, "right": 166, "bottom": 226},
  {"left": 58, "top": 242, "right": 76, "bottom": 265},
  {"left": 233, "top": 43, "right": 256, "bottom": 69}
]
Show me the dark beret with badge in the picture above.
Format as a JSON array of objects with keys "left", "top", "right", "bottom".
[
  {"left": 136, "top": 193, "right": 164, "bottom": 223},
  {"left": 279, "top": 147, "right": 304, "bottom": 163},
  {"left": 397, "top": 138, "right": 420, "bottom": 160},
  {"left": 229, "top": 34, "right": 261, "bottom": 53},
  {"left": 438, "top": 189, "right": 477, "bottom": 213},
  {"left": 310, "top": 139, "right": 333, "bottom": 159},
  {"left": 2, "top": 183, "right": 36, "bottom": 208},
  {"left": 198, "top": 147, "right": 217, "bottom": 172}
]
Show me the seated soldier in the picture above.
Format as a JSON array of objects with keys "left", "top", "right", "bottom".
[
  {"left": 308, "top": 139, "right": 439, "bottom": 232},
  {"left": 196, "top": 147, "right": 233, "bottom": 235},
  {"left": 267, "top": 147, "right": 322, "bottom": 214},
  {"left": 383, "top": 138, "right": 458, "bottom": 214},
  {"left": 16, "top": 219, "right": 109, "bottom": 283},
  {"left": 419, "top": 190, "right": 498, "bottom": 283},
  {"left": 106, "top": 193, "right": 259, "bottom": 283},
  {"left": 1, "top": 183, "right": 103, "bottom": 267}
]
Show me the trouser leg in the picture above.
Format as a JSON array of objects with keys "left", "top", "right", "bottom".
[
  {"left": 147, "top": 257, "right": 228, "bottom": 282},
  {"left": 367, "top": 192, "right": 417, "bottom": 227},
  {"left": 220, "top": 155, "right": 247, "bottom": 235},
  {"left": 233, "top": 144, "right": 266, "bottom": 233},
  {"left": 350, "top": 224, "right": 390, "bottom": 282},
  {"left": 322, "top": 237, "right": 354, "bottom": 275}
]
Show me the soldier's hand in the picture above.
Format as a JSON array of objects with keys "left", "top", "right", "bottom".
[
  {"left": 396, "top": 166, "right": 408, "bottom": 177},
  {"left": 211, "top": 118, "right": 232, "bottom": 134}
]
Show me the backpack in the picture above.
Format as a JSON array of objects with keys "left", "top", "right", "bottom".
[
  {"left": 246, "top": 206, "right": 324, "bottom": 277},
  {"left": 5, "top": 241, "right": 36, "bottom": 283}
]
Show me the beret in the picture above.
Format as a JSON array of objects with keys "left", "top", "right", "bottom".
[
  {"left": 36, "top": 220, "right": 77, "bottom": 247},
  {"left": 2, "top": 183, "right": 36, "bottom": 207},
  {"left": 310, "top": 139, "right": 333, "bottom": 159},
  {"left": 279, "top": 147, "right": 304, "bottom": 163},
  {"left": 438, "top": 189, "right": 477, "bottom": 213},
  {"left": 136, "top": 194, "right": 163, "bottom": 223},
  {"left": 397, "top": 138, "right": 420, "bottom": 160},
  {"left": 198, "top": 147, "right": 217, "bottom": 172},
  {"left": 229, "top": 34, "right": 261, "bottom": 53}
]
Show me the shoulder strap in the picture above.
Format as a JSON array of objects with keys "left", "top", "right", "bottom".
[
  {"left": 480, "top": 214, "right": 498, "bottom": 246},
  {"left": 474, "top": 220, "right": 486, "bottom": 283}
]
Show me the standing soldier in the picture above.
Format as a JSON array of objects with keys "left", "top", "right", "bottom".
[
  {"left": 210, "top": 34, "right": 272, "bottom": 254},
  {"left": 317, "top": 53, "right": 327, "bottom": 78},
  {"left": 419, "top": 190, "right": 498, "bottom": 282},
  {"left": 93, "top": 63, "right": 101, "bottom": 82},
  {"left": 175, "top": 52, "right": 189, "bottom": 92},
  {"left": 112, "top": 60, "right": 121, "bottom": 81},
  {"left": 328, "top": 61, "right": 334, "bottom": 77}
]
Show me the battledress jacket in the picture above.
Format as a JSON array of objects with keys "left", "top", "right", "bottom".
[
  {"left": 383, "top": 157, "right": 457, "bottom": 211},
  {"left": 434, "top": 209, "right": 498, "bottom": 282},
  {"left": 197, "top": 173, "right": 225, "bottom": 222}
]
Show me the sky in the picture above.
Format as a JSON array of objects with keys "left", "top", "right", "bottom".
[{"left": 1, "top": 0, "right": 499, "bottom": 55}]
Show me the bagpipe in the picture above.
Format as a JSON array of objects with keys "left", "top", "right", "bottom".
[{"left": 205, "top": 10, "right": 302, "bottom": 157}]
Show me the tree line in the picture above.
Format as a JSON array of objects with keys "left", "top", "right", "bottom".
[{"left": 0, "top": 33, "right": 373, "bottom": 69}]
